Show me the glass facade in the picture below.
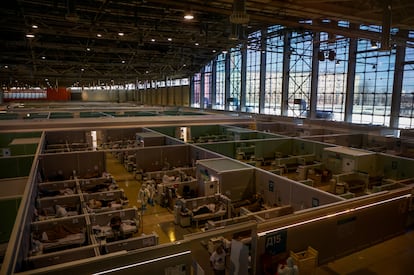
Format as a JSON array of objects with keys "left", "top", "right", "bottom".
[
  {"left": 215, "top": 53, "right": 226, "bottom": 110},
  {"left": 264, "top": 25, "right": 285, "bottom": 115},
  {"left": 229, "top": 47, "right": 242, "bottom": 111},
  {"left": 399, "top": 31, "right": 414, "bottom": 129},
  {"left": 246, "top": 31, "right": 262, "bottom": 113},
  {"left": 191, "top": 22, "right": 413, "bottom": 129}
]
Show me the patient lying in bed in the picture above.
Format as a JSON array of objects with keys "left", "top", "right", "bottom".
[
  {"left": 92, "top": 216, "right": 138, "bottom": 242},
  {"left": 37, "top": 204, "right": 79, "bottom": 220},
  {"left": 38, "top": 187, "right": 75, "bottom": 198},
  {"left": 190, "top": 202, "right": 226, "bottom": 217},
  {"left": 86, "top": 199, "right": 123, "bottom": 213},
  {"left": 35, "top": 224, "right": 86, "bottom": 253}
]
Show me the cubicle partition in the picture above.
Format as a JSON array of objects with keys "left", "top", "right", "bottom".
[
  {"left": 196, "top": 158, "right": 255, "bottom": 201},
  {"left": 98, "top": 128, "right": 143, "bottom": 145},
  {"left": 40, "top": 238, "right": 194, "bottom": 275},
  {"left": 377, "top": 153, "right": 414, "bottom": 179},
  {"left": 0, "top": 178, "right": 26, "bottom": 244},
  {"left": 135, "top": 144, "right": 192, "bottom": 172},
  {"left": 220, "top": 168, "right": 255, "bottom": 202},
  {"left": 254, "top": 169, "right": 341, "bottom": 210},
  {"left": 44, "top": 130, "right": 90, "bottom": 148},
  {"left": 0, "top": 132, "right": 42, "bottom": 148},
  {"left": 2, "top": 132, "right": 45, "bottom": 275},
  {"left": 199, "top": 138, "right": 334, "bottom": 167},
  {"left": 38, "top": 151, "right": 106, "bottom": 181},
  {"left": 0, "top": 156, "right": 35, "bottom": 179},
  {"left": 197, "top": 141, "right": 236, "bottom": 158},
  {"left": 135, "top": 144, "right": 222, "bottom": 173}
]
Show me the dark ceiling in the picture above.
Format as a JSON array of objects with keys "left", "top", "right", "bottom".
[{"left": 1, "top": 0, "right": 413, "bottom": 88}]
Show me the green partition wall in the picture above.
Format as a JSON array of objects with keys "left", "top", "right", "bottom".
[
  {"left": 0, "top": 156, "right": 34, "bottom": 178},
  {"left": 0, "top": 197, "right": 21, "bottom": 243}
]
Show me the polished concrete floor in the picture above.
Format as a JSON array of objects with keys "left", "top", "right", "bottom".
[{"left": 106, "top": 152, "right": 414, "bottom": 275}]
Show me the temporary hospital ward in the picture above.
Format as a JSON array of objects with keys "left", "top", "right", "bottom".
[{"left": 1, "top": 1, "right": 414, "bottom": 275}]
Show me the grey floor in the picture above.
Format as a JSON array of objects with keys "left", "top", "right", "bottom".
[{"left": 315, "top": 227, "right": 414, "bottom": 275}]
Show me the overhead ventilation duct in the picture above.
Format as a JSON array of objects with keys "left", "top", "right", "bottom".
[
  {"left": 229, "top": 23, "right": 240, "bottom": 40},
  {"left": 65, "top": 0, "right": 79, "bottom": 22},
  {"left": 229, "top": 0, "right": 250, "bottom": 25}
]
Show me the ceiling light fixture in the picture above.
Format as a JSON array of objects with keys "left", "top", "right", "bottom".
[
  {"left": 96, "top": 33, "right": 102, "bottom": 38},
  {"left": 26, "top": 34, "right": 35, "bottom": 38},
  {"left": 118, "top": 32, "right": 124, "bottom": 36},
  {"left": 167, "top": 38, "right": 172, "bottom": 41},
  {"left": 184, "top": 11, "right": 194, "bottom": 20},
  {"left": 151, "top": 38, "right": 155, "bottom": 42},
  {"left": 32, "top": 24, "right": 38, "bottom": 29}
]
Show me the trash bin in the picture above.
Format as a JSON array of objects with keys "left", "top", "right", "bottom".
[{"left": 290, "top": 246, "right": 318, "bottom": 275}]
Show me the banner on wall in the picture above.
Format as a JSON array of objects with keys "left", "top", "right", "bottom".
[{"left": 47, "top": 87, "right": 70, "bottom": 100}]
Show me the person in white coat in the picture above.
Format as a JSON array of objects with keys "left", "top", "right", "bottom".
[
  {"left": 147, "top": 181, "right": 156, "bottom": 206},
  {"left": 210, "top": 245, "right": 226, "bottom": 275},
  {"left": 277, "top": 257, "right": 299, "bottom": 275},
  {"left": 137, "top": 183, "right": 150, "bottom": 210}
]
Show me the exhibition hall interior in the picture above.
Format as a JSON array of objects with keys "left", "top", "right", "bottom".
[{"left": 1, "top": 1, "right": 414, "bottom": 275}]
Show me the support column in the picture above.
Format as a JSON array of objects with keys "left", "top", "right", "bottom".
[
  {"left": 344, "top": 25, "right": 358, "bottom": 123},
  {"left": 309, "top": 31, "right": 320, "bottom": 119},
  {"left": 281, "top": 31, "right": 291, "bottom": 116},
  {"left": 240, "top": 44, "right": 247, "bottom": 112},
  {"left": 259, "top": 28, "right": 267, "bottom": 114},
  {"left": 225, "top": 52, "right": 231, "bottom": 111},
  {"left": 211, "top": 59, "right": 217, "bottom": 109},
  {"left": 390, "top": 29, "right": 408, "bottom": 128},
  {"left": 200, "top": 67, "right": 205, "bottom": 110}
]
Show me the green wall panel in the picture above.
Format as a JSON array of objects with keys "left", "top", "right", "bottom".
[
  {"left": 0, "top": 156, "right": 34, "bottom": 178},
  {"left": 0, "top": 197, "right": 21, "bottom": 243}
]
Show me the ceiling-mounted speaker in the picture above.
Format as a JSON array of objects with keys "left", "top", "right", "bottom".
[
  {"left": 65, "top": 0, "right": 79, "bottom": 22},
  {"left": 318, "top": 51, "right": 325, "bottom": 61},
  {"left": 328, "top": 50, "right": 336, "bottom": 61},
  {"left": 2, "top": 148, "right": 11, "bottom": 157}
]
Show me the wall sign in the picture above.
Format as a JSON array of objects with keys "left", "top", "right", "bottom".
[
  {"left": 268, "top": 180, "right": 274, "bottom": 192},
  {"left": 265, "top": 229, "right": 287, "bottom": 255}
]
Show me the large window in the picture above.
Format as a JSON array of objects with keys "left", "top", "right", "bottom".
[
  {"left": 399, "top": 31, "right": 414, "bottom": 128},
  {"left": 190, "top": 22, "right": 411, "bottom": 129},
  {"left": 192, "top": 73, "right": 201, "bottom": 108},
  {"left": 287, "top": 31, "right": 313, "bottom": 118},
  {"left": 215, "top": 53, "right": 226, "bottom": 110},
  {"left": 264, "top": 25, "right": 285, "bottom": 115},
  {"left": 317, "top": 31, "right": 349, "bottom": 121},
  {"left": 246, "top": 30, "right": 262, "bottom": 113},
  {"left": 353, "top": 26, "right": 397, "bottom": 126},
  {"left": 229, "top": 47, "right": 242, "bottom": 111},
  {"left": 203, "top": 62, "right": 212, "bottom": 108}
]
